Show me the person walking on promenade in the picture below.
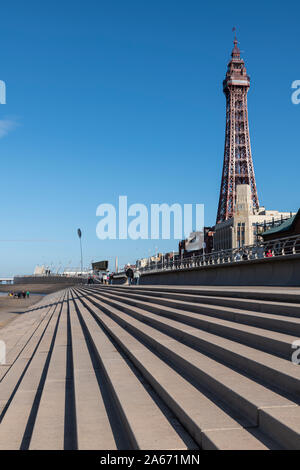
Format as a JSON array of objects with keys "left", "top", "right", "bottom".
[
  {"left": 26, "top": 291, "right": 30, "bottom": 298},
  {"left": 134, "top": 269, "right": 141, "bottom": 285},
  {"left": 126, "top": 265, "right": 134, "bottom": 285}
]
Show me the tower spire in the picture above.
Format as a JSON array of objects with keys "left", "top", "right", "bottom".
[
  {"left": 216, "top": 38, "right": 259, "bottom": 224},
  {"left": 231, "top": 28, "right": 240, "bottom": 59},
  {"left": 232, "top": 26, "right": 237, "bottom": 40}
]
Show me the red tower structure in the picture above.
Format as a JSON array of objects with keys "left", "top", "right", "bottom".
[{"left": 216, "top": 37, "right": 259, "bottom": 224}]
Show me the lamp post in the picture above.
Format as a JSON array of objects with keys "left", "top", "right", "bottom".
[
  {"left": 77, "top": 229, "right": 83, "bottom": 275},
  {"left": 202, "top": 242, "right": 206, "bottom": 265}
]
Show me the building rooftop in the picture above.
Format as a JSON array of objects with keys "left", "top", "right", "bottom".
[{"left": 262, "top": 209, "right": 300, "bottom": 236}]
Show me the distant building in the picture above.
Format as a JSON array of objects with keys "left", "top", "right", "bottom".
[
  {"left": 262, "top": 209, "right": 300, "bottom": 242},
  {"left": 34, "top": 265, "right": 46, "bottom": 275},
  {"left": 214, "top": 184, "right": 296, "bottom": 251},
  {"left": 164, "top": 251, "right": 179, "bottom": 261},
  {"left": 178, "top": 228, "right": 214, "bottom": 258},
  {"left": 136, "top": 258, "right": 148, "bottom": 268},
  {"left": 63, "top": 268, "right": 92, "bottom": 276}
]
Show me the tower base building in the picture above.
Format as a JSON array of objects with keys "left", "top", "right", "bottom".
[{"left": 214, "top": 185, "right": 295, "bottom": 251}]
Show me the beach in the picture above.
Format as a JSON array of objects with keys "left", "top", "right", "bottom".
[
  {"left": 0, "top": 283, "right": 69, "bottom": 295},
  {"left": 0, "top": 295, "right": 43, "bottom": 330},
  {"left": 0, "top": 283, "right": 68, "bottom": 330}
]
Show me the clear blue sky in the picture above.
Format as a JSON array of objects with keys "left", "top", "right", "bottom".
[{"left": 0, "top": 0, "right": 299, "bottom": 276}]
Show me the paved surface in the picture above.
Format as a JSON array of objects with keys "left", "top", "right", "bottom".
[
  {"left": 0, "top": 285, "right": 300, "bottom": 449},
  {"left": 0, "top": 295, "right": 44, "bottom": 330},
  {"left": 121, "top": 285, "right": 300, "bottom": 302}
]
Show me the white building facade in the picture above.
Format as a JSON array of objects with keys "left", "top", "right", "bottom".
[{"left": 214, "top": 185, "right": 295, "bottom": 251}]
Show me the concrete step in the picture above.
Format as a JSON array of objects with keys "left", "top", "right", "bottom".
[
  {"left": 0, "top": 293, "right": 64, "bottom": 404},
  {"left": 71, "top": 290, "right": 190, "bottom": 450},
  {"left": 29, "top": 292, "right": 71, "bottom": 450},
  {"left": 107, "top": 285, "right": 300, "bottom": 304},
  {"left": 3, "top": 308, "right": 57, "bottom": 367},
  {"left": 102, "top": 286, "right": 300, "bottom": 322},
  {"left": 1, "top": 291, "right": 63, "bottom": 367},
  {"left": 259, "top": 406, "right": 300, "bottom": 450},
  {"left": 81, "top": 289, "right": 297, "bottom": 360},
  {"left": 74, "top": 292, "right": 277, "bottom": 450},
  {"left": 76, "top": 289, "right": 300, "bottom": 399},
  {"left": 103, "top": 286, "right": 300, "bottom": 318},
  {"left": 0, "top": 292, "right": 65, "bottom": 449},
  {"left": 201, "top": 426, "right": 279, "bottom": 450},
  {"left": 75, "top": 290, "right": 294, "bottom": 448},
  {"left": 1, "top": 285, "right": 298, "bottom": 449},
  {"left": 97, "top": 288, "right": 300, "bottom": 339},
  {"left": 68, "top": 292, "right": 117, "bottom": 450}
]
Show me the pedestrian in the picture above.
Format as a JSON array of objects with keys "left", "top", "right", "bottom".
[
  {"left": 26, "top": 291, "right": 30, "bottom": 298},
  {"left": 22, "top": 291, "right": 26, "bottom": 299},
  {"left": 126, "top": 265, "right": 134, "bottom": 285},
  {"left": 266, "top": 249, "right": 273, "bottom": 258},
  {"left": 134, "top": 269, "right": 141, "bottom": 285}
]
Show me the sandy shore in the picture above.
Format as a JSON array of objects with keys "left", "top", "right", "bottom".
[
  {"left": 0, "top": 282, "right": 80, "bottom": 330},
  {"left": 0, "top": 283, "right": 71, "bottom": 295},
  {"left": 0, "top": 294, "right": 44, "bottom": 330}
]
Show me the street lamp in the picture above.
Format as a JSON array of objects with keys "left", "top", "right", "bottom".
[{"left": 77, "top": 228, "right": 83, "bottom": 275}]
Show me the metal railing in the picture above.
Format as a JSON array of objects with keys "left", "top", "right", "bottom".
[
  {"left": 139, "top": 234, "right": 300, "bottom": 274},
  {"left": 255, "top": 214, "right": 295, "bottom": 234}
]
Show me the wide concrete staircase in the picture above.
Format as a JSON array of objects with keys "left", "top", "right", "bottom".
[{"left": 0, "top": 285, "right": 300, "bottom": 449}]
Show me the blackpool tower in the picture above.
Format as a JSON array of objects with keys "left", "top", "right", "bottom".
[{"left": 216, "top": 37, "right": 259, "bottom": 224}]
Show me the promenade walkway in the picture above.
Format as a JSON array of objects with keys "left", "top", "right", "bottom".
[{"left": 0, "top": 285, "right": 300, "bottom": 449}]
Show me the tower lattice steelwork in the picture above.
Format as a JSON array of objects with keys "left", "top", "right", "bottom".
[{"left": 216, "top": 38, "right": 259, "bottom": 224}]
